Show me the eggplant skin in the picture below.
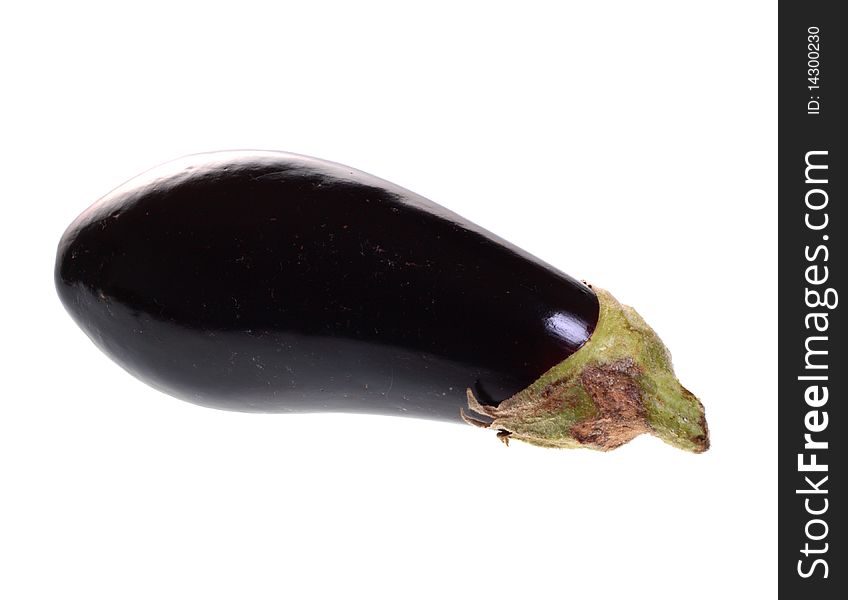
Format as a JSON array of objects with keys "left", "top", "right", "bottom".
[{"left": 55, "top": 151, "right": 599, "bottom": 422}]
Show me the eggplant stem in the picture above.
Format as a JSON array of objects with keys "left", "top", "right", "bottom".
[{"left": 463, "top": 287, "right": 709, "bottom": 453}]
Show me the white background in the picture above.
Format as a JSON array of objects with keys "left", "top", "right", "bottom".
[{"left": 1, "top": 1, "right": 776, "bottom": 598}]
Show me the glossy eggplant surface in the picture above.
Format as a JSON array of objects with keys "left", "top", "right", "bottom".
[{"left": 56, "top": 152, "right": 599, "bottom": 422}]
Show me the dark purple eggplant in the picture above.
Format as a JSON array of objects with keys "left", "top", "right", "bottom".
[{"left": 55, "top": 152, "right": 708, "bottom": 452}]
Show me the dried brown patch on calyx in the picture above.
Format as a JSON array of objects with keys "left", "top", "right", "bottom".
[
  {"left": 570, "top": 358, "right": 649, "bottom": 450},
  {"left": 538, "top": 379, "right": 575, "bottom": 413}
]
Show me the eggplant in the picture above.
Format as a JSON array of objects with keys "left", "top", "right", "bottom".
[{"left": 55, "top": 151, "right": 708, "bottom": 452}]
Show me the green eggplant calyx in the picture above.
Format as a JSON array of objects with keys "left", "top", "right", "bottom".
[{"left": 461, "top": 287, "right": 709, "bottom": 453}]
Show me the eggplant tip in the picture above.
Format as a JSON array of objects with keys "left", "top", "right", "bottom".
[{"left": 462, "top": 288, "right": 710, "bottom": 453}]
